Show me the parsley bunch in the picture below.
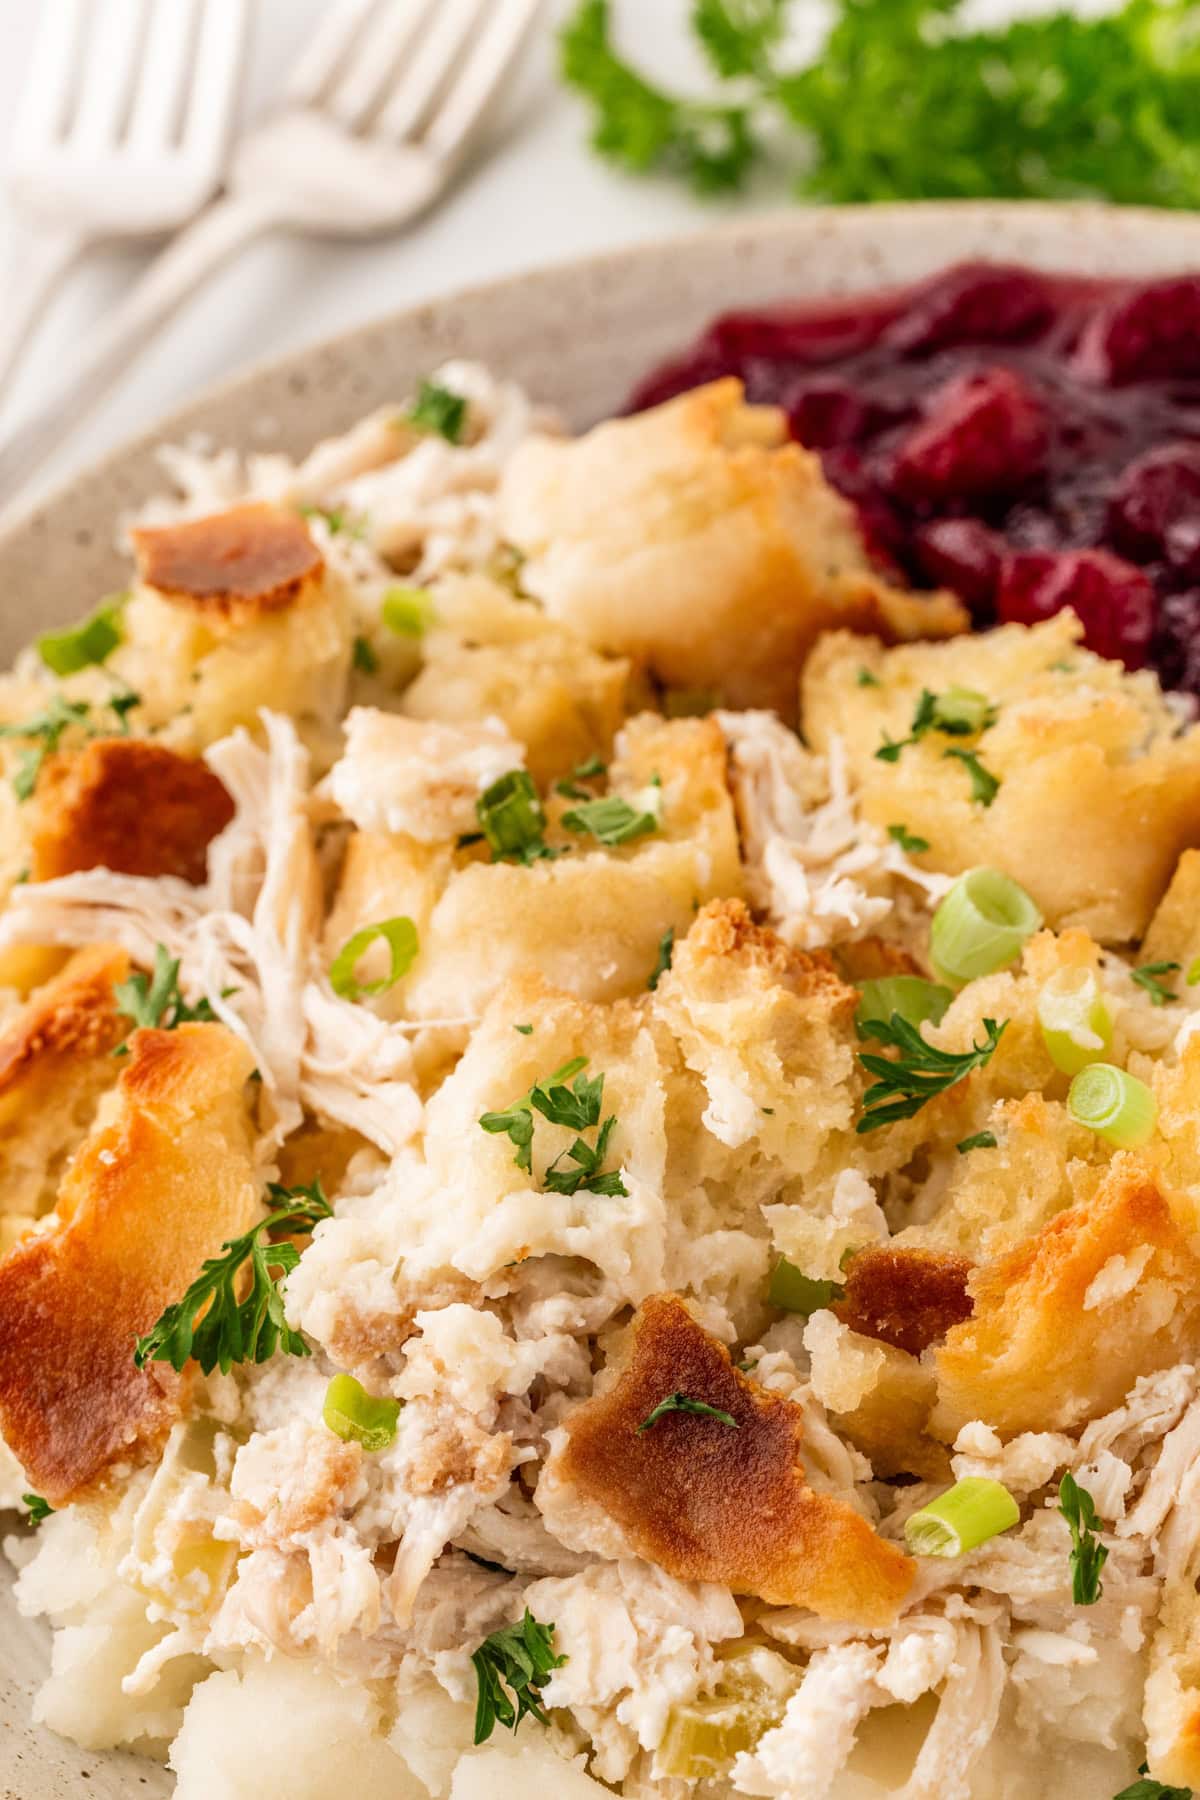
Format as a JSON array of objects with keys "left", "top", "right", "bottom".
[
  {"left": 479, "top": 1056, "right": 628, "bottom": 1197},
  {"left": 856, "top": 1012, "right": 1006, "bottom": 1133},
  {"left": 471, "top": 1610, "right": 566, "bottom": 1744},
  {"left": 562, "top": 0, "right": 1200, "bottom": 211},
  {"left": 134, "top": 1180, "right": 333, "bottom": 1376}
]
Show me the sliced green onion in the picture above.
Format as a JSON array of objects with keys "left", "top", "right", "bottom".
[
  {"left": 36, "top": 597, "right": 124, "bottom": 675},
  {"left": 323, "top": 1374, "right": 401, "bottom": 1452},
  {"left": 931, "top": 685, "right": 995, "bottom": 737},
  {"left": 931, "top": 868, "right": 1042, "bottom": 986},
  {"left": 768, "top": 1256, "right": 843, "bottom": 1316},
  {"left": 857, "top": 975, "right": 952, "bottom": 1036},
  {"left": 1068, "top": 1062, "right": 1157, "bottom": 1148},
  {"left": 329, "top": 916, "right": 419, "bottom": 1002},
  {"left": 1037, "top": 967, "right": 1113, "bottom": 1076},
  {"left": 904, "top": 1477, "right": 1019, "bottom": 1558},
  {"left": 381, "top": 585, "right": 435, "bottom": 637}
]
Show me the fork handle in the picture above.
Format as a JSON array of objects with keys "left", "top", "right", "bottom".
[
  {"left": 0, "top": 193, "right": 281, "bottom": 515},
  {"left": 0, "top": 224, "right": 87, "bottom": 404}
]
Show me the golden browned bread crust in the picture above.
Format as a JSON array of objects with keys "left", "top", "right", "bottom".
[
  {"left": 834, "top": 1246, "right": 974, "bottom": 1358},
  {"left": 0, "top": 943, "right": 128, "bottom": 1089},
  {"left": 0, "top": 1022, "right": 258, "bottom": 1503},
  {"left": 130, "top": 502, "right": 323, "bottom": 619},
  {"left": 31, "top": 738, "right": 234, "bottom": 884},
  {"left": 935, "top": 1155, "right": 1200, "bottom": 1439},
  {"left": 681, "top": 896, "right": 858, "bottom": 1017},
  {"left": 556, "top": 1292, "right": 913, "bottom": 1625}
]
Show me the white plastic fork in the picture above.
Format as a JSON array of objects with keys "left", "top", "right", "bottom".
[
  {"left": 1, "top": 0, "right": 248, "bottom": 397},
  {"left": 0, "top": 0, "right": 543, "bottom": 514}
]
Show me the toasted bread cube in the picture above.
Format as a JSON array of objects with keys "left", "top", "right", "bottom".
[
  {"left": 537, "top": 1293, "right": 913, "bottom": 1625},
  {"left": 31, "top": 738, "right": 234, "bottom": 884},
  {"left": 0, "top": 1023, "right": 258, "bottom": 1502},
  {"left": 499, "top": 380, "right": 964, "bottom": 719}
]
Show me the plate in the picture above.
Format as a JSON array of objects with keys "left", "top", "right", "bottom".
[{"left": 4, "top": 199, "right": 1200, "bottom": 1798}]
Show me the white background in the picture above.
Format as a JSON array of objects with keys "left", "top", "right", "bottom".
[{"left": 0, "top": 0, "right": 1108, "bottom": 507}]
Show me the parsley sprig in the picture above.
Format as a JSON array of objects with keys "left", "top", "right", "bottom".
[
  {"left": 562, "top": 0, "right": 1200, "bottom": 213},
  {"left": 479, "top": 1056, "right": 627, "bottom": 1197},
  {"left": 133, "top": 1180, "right": 332, "bottom": 1376},
  {"left": 637, "top": 1393, "right": 740, "bottom": 1433},
  {"left": 856, "top": 1012, "right": 1006, "bottom": 1134},
  {"left": 1113, "top": 1765, "right": 1193, "bottom": 1800},
  {"left": 1058, "top": 1471, "right": 1108, "bottom": 1606},
  {"left": 408, "top": 379, "right": 468, "bottom": 444},
  {"left": 1132, "top": 960, "right": 1181, "bottom": 1007},
  {"left": 113, "top": 945, "right": 220, "bottom": 1053},
  {"left": 471, "top": 1610, "right": 566, "bottom": 1744}
]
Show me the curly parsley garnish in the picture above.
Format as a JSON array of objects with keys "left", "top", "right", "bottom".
[
  {"left": 113, "top": 944, "right": 218, "bottom": 1043},
  {"left": 1132, "top": 960, "right": 1181, "bottom": 1007},
  {"left": 479, "top": 1056, "right": 627, "bottom": 1196},
  {"left": 637, "top": 1392, "right": 740, "bottom": 1433},
  {"left": 943, "top": 746, "right": 1000, "bottom": 808},
  {"left": 0, "top": 695, "right": 92, "bottom": 800},
  {"left": 1113, "top": 1764, "right": 1192, "bottom": 1800},
  {"left": 856, "top": 1013, "right": 1006, "bottom": 1134},
  {"left": 1059, "top": 1472, "right": 1108, "bottom": 1606},
  {"left": 133, "top": 1180, "right": 332, "bottom": 1376},
  {"left": 471, "top": 1610, "right": 566, "bottom": 1745},
  {"left": 408, "top": 379, "right": 468, "bottom": 444}
]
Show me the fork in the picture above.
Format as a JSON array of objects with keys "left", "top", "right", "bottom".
[
  {"left": 0, "top": 0, "right": 543, "bottom": 515},
  {"left": 1, "top": 0, "right": 248, "bottom": 399}
]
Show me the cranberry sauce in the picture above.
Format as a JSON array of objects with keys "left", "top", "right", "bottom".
[{"left": 629, "top": 262, "right": 1200, "bottom": 693}]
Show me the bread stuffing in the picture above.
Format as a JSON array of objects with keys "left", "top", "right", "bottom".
[{"left": 4, "top": 362, "right": 1200, "bottom": 1798}]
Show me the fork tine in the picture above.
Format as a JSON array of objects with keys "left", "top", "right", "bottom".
[
  {"left": 12, "top": 0, "right": 87, "bottom": 147},
  {"left": 424, "top": 0, "right": 542, "bottom": 166},
  {"left": 325, "top": 0, "right": 430, "bottom": 134},
  {"left": 72, "top": 0, "right": 148, "bottom": 150},
  {"left": 375, "top": 0, "right": 488, "bottom": 144},
  {"left": 284, "top": 0, "right": 384, "bottom": 111},
  {"left": 179, "top": 0, "right": 250, "bottom": 169},
  {"left": 128, "top": 0, "right": 199, "bottom": 150}
]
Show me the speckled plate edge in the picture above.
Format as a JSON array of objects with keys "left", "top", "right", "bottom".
[{"left": 5, "top": 199, "right": 1200, "bottom": 1798}]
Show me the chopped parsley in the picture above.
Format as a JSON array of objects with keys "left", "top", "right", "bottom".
[
  {"left": 476, "top": 770, "right": 557, "bottom": 865},
  {"left": 887, "top": 823, "right": 930, "bottom": 855},
  {"left": 943, "top": 746, "right": 1000, "bottom": 808},
  {"left": 514, "top": 1023, "right": 534, "bottom": 1035},
  {"left": 113, "top": 944, "right": 218, "bottom": 1041},
  {"left": 561, "top": 793, "right": 658, "bottom": 847},
  {"left": 554, "top": 753, "right": 608, "bottom": 802},
  {"left": 1058, "top": 1471, "right": 1108, "bottom": 1606},
  {"left": 352, "top": 634, "right": 379, "bottom": 674},
  {"left": 1113, "top": 1766, "right": 1192, "bottom": 1800},
  {"left": 637, "top": 1393, "right": 740, "bottom": 1433},
  {"left": 471, "top": 1610, "right": 566, "bottom": 1745},
  {"left": 0, "top": 694, "right": 92, "bottom": 800},
  {"left": 408, "top": 379, "right": 468, "bottom": 444},
  {"left": 134, "top": 1180, "right": 333, "bottom": 1376},
  {"left": 856, "top": 667, "right": 881, "bottom": 688},
  {"left": 875, "top": 686, "right": 996, "bottom": 766},
  {"left": 479, "top": 1056, "right": 627, "bottom": 1196},
  {"left": 856, "top": 1013, "right": 1007, "bottom": 1134},
  {"left": 648, "top": 925, "right": 675, "bottom": 991},
  {"left": 21, "top": 1493, "right": 53, "bottom": 1524},
  {"left": 36, "top": 597, "right": 124, "bottom": 676},
  {"left": 1132, "top": 960, "right": 1181, "bottom": 1007},
  {"left": 956, "top": 1130, "right": 998, "bottom": 1154}
]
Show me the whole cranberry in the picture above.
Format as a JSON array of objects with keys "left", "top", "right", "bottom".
[
  {"left": 1152, "top": 589, "right": 1200, "bottom": 699},
  {"left": 882, "top": 263, "right": 1054, "bottom": 356},
  {"left": 914, "top": 518, "right": 1004, "bottom": 616},
  {"left": 892, "top": 368, "right": 1047, "bottom": 504},
  {"left": 786, "top": 376, "right": 894, "bottom": 448},
  {"left": 997, "top": 548, "right": 1156, "bottom": 668},
  {"left": 1107, "top": 442, "right": 1200, "bottom": 578},
  {"left": 1075, "top": 277, "right": 1200, "bottom": 385}
]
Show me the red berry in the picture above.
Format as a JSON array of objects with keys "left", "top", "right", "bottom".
[
  {"left": 892, "top": 368, "right": 1047, "bottom": 504},
  {"left": 1075, "top": 278, "right": 1200, "bottom": 385},
  {"left": 1107, "top": 443, "right": 1200, "bottom": 578},
  {"left": 997, "top": 548, "right": 1155, "bottom": 667},
  {"left": 914, "top": 518, "right": 1003, "bottom": 613},
  {"left": 882, "top": 263, "right": 1054, "bottom": 356}
]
